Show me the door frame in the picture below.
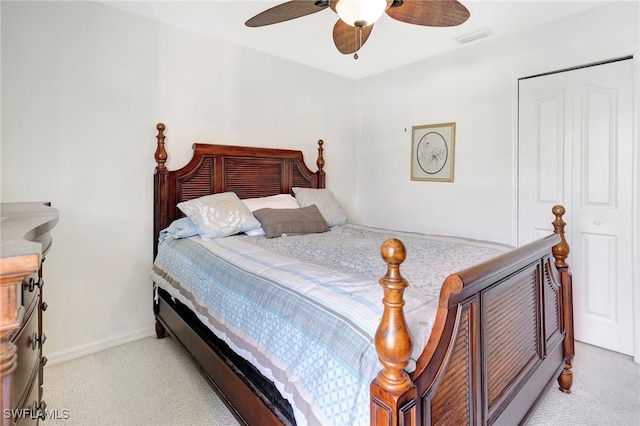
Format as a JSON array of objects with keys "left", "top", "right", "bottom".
[
  {"left": 633, "top": 50, "right": 640, "bottom": 364},
  {"left": 514, "top": 51, "right": 640, "bottom": 362}
]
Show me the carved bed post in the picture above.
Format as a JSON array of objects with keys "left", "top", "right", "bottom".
[
  {"left": 154, "top": 123, "right": 169, "bottom": 258},
  {"left": 316, "top": 139, "right": 326, "bottom": 188},
  {"left": 154, "top": 123, "right": 169, "bottom": 339},
  {"left": 552, "top": 205, "right": 574, "bottom": 394},
  {"left": 371, "top": 239, "right": 417, "bottom": 426}
]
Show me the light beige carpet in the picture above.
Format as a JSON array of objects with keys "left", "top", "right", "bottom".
[
  {"left": 42, "top": 335, "right": 639, "bottom": 425},
  {"left": 526, "top": 340, "right": 640, "bottom": 426},
  {"left": 43, "top": 336, "right": 240, "bottom": 425}
]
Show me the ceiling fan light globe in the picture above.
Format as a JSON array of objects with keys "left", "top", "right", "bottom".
[{"left": 336, "top": 0, "right": 387, "bottom": 27}]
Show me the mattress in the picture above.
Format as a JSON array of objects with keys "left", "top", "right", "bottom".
[{"left": 151, "top": 224, "right": 509, "bottom": 425}]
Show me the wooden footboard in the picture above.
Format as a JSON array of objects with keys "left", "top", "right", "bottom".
[{"left": 371, "top": 206, "right": 574, "bottom": 425}]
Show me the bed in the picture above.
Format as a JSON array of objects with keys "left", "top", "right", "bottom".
[{"left": 151, "top": 122, "right": 575, "bottom": 425}]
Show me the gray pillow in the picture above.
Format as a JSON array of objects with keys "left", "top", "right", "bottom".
[
  {"left": 292, "top": 188, "right": 348, "bottom": 227},
  {"left": 253, "top": 205, "right": 329, "bottom": 238}
]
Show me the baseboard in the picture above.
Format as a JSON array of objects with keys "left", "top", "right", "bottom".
[{"left": 43, "top": 326, "right": 156, "bottom": 366}]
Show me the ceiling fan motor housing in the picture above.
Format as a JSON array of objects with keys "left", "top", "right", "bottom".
[{"left": 333, "top": 0, "right": 392, "bottom": 27}]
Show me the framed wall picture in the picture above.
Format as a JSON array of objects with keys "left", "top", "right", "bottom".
[{"left": 410, "top": 122, "right": 456, "bottom": 182}]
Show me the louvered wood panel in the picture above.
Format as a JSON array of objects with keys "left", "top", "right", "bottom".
[
  {"left": 177, "top": 158, "right": 215, "bottom": 203},
  {"left": 485, "top": 266, "right": 540, "bottom": 415},
  {"left": 291, "top": 161, "right": 314, "bottom": 188},
  {"left": 224, "top": 157, "right": 283, "bottom": 199},
  {"left": 430, "top": 308, "right": 472, "bottom": 426}
]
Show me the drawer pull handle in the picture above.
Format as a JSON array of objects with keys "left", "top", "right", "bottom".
[
  {"left": 38, "top": 400, "right": 47, "bottom": 420},
  {"left": 41, "top": 356, "right": 48, "bottom": 367},
  {"left": 41, "top": 301, "right": 48, "bottom": 312},
  {"left": 29, "top": 277, "right": 44, "bottom": 292},
  {"left": 30, "top": 399, "right": 48, "bottom": 420},
  {"left": 32, "top": 333, "right": 47, "bottom": 349}
]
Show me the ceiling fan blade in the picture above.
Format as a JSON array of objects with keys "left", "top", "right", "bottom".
[
  {"left": 333, "top": 20, "right": 374, "bottom": 54},
  {"left": 245, "top": 0, "right": 329, "bottom": 27},
  {"left": 386, "top": 0, "right": 470, "bottom": 27}
]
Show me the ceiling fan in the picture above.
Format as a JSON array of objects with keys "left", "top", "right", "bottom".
[{"left": 245, "top": 0, "right": 470, "bottom": 58}]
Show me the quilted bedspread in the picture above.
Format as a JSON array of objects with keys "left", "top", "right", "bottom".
[{"left": 151, "top": 224, "right": 509, "bottom": 425}]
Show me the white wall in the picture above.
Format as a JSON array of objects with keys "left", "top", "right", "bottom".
[
  {"left": 355, "top": 1, "right": 639, "bottom": 245},
  {"left": 1, "top": 1, "right": 356, "bottom": 363}
]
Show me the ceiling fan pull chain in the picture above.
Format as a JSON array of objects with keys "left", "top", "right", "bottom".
[{"left": 354, "top": 26, "right": 362, "bottom": 60}]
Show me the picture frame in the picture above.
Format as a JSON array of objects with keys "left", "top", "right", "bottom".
[{"left": 410, "top": 122, "right": 456, "bottom": 182}]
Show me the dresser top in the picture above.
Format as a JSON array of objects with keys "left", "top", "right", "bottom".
[{"left": 1, "top": 202, "right": 59, "bottom": 261}]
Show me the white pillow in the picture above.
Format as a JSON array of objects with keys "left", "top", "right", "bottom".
[
  {"left": 242, "top": 193, "right": 300, "bottom": 212},
  {"left": 177, "top": 192, "right": 261, "bottom": 240},
  {"left": 242, "top": 194, "right": 300, "bottom": 236},
  {"left": 292, "top": 188, "right": 348, "bottom": 227}
]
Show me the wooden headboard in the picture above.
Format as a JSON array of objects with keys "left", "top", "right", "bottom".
[{"left": 153, "top": 123, "right": 326, "bottom": 255}]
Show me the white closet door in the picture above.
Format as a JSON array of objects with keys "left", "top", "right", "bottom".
[{"left": 518, "top": 59, "right": 634, "bottom": 356}]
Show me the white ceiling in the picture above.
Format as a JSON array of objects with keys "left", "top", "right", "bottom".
[{"left": 102, "top": 0, "right": 609, "bottom": 80}]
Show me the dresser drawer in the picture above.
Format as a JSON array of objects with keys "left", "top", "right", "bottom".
[
  {"left": 11, "top": 308, "right": 40, "bottom": 407},
  {"left": 15, "top": 377, "right": 40, "bottom": 426}
]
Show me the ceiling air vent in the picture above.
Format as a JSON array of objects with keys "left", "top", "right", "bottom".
[{"left": 455, "top": 28, "right": 492, "bottom": 44}]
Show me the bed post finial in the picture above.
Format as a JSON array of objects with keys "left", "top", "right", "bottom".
[
  {"left": 375, "top": 238, "right": 413, "bottom": 392},
  {"left": 371, "top": 238, "right": 417, "bottom": 424},
  {"left": 316, "top": 140, "right": 326, "bottom": 188},
  {"left": 155, "top": 122, "right": 168, "bottom": 172},
  {"left": 551, "top": 205, "right": 569, "bottom": 269}
]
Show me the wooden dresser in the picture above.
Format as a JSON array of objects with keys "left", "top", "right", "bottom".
[{"left": 1, "top": 202, "right": 59, "bottom": 425}]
